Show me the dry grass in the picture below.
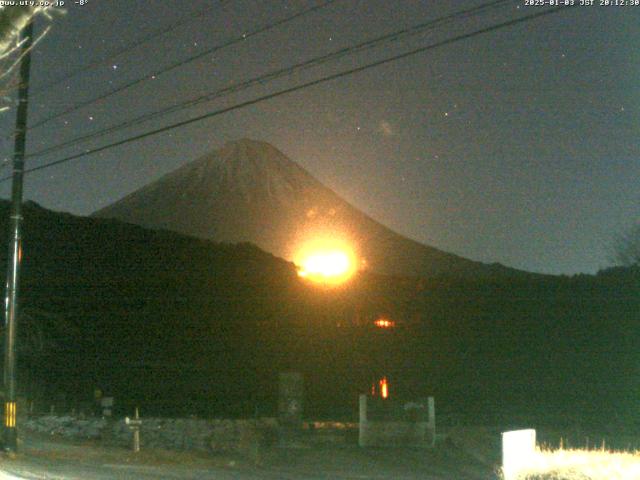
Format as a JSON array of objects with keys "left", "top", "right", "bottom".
[{"left": 507, "top": 446, "right": 640, "bottom": 480}]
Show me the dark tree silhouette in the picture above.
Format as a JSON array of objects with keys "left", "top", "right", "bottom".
[{"left": 612, "top": 223, "right": 640, "bottom": 267}]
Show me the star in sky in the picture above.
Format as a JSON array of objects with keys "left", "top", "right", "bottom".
[{"left": 0, "top": 0, "right": 636, "bottom": 275}]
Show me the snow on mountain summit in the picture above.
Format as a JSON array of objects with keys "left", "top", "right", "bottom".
[{"left": 94, "top": 139, "right": 520, "bottom": 278}]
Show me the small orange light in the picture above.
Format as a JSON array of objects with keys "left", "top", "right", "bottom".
[
  {"left": 374, "top": 318, "right": 395, "bottom": 328},
  {"left": 379, "top": 377, "right": 389, "bottom": 399}
]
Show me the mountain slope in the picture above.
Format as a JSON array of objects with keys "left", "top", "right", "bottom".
[{"left": 94, "top": 139, "right": 523, "bottom": 278}]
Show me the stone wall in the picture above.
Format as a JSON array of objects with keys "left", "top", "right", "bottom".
[
  {"left": 23, "top": 415, "right": 279, "bottom": 454},
  {"left": 357, "top": 395, "right": 436, "bottom": 447}
]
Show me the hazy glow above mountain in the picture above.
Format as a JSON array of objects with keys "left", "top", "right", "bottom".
[{"left": 295, "top": 237, "right": 357, "bottom": 285}]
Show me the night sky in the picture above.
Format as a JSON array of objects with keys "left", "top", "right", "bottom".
[{"left": 0, "top": 0, "right": 637, "bottom": 275}]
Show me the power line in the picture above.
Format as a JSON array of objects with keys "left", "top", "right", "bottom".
[
  {"left": 0, "top": 5, "right": 574, "bottom": 184},
  {"left": 26, "top": 0, "right": 339, "bottom": 131},
  {"left": 0, "top": 2, "right": 225, "bottom": 152},
  {"left": 27, "top": 0, "right": 512, "bottom": 159},
  {"left": 31, "top": 2, "right": 220, "bottom": 93}
]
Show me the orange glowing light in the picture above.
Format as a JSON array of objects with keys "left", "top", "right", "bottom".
[
  {"left": 374, "top": 318, "right": 395, "bottom": 328},
  {"left": 295, "top": 237, "right": 357, "bottom": 285},
  {"left": 379, "top": 377, "right": 389, "bottom": 399}
]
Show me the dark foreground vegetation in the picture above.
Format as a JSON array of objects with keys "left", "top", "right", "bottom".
[{"left": 1, "top": 201, "right": 638, "bottom": 431}]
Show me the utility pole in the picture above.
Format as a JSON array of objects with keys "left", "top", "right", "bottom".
[{"left": 3, "top": 20, "right": 34, "bottom": 453}]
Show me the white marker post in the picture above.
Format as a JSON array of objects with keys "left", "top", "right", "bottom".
[
  {"left": 125, "top": 407, "right": 142, "bottom": 453},
  {"left": 502, "top": 428, "right": 536, "bottom": 480}
]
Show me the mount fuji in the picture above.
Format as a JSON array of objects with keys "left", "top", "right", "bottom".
[{"left": 94, "top": 139, "right": 522, "bottom": 278}]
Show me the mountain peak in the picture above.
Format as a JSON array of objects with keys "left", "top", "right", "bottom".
[
  {"left": 216, "top": 138, "right": 277, "bottom": 164},
  {"left": 94, "top": 139, "right": 523, "bottom": 278},
  {"left": 220, "top": 138, "right": 276, "bottom": 153},
  {"left": 201, "top": 139, "right": 321, "bottom": 201},
  {"left": 218, "top": 138, "right": 305, "bottom": 172}
]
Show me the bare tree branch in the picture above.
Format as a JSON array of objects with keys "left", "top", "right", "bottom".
[
  {"left": 611, "top": 223, "right": 640, "bottom": 267},
  {"left": 0, "top": 6, "right": 39, "bottom": 55},
  {"left": 0, "top": 6, "right": 58, "bottom": 113}
]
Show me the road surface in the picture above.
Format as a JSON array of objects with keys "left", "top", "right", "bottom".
[{"left": 0, "top": 429, "right": 497, "bottom": 479}]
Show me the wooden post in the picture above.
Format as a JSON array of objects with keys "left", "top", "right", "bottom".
[
  {"left": 427, "top": 396, "right": 435, "bottom": 446},
  {"left": 126, "top": 407, "right": 142, "bottom": 453},
  {"left": 358, "top": 394, "right": 367, "bottom": 447}
]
